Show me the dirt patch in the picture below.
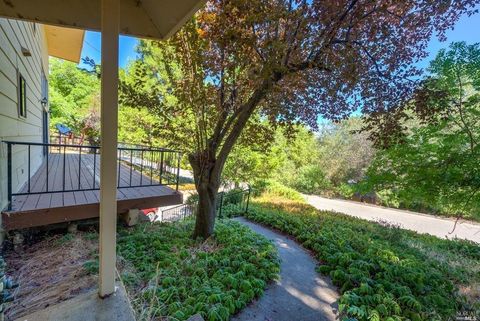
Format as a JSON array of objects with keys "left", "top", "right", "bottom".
[{"left": 3, "top": 232, "right": 98, "bottom": 320}]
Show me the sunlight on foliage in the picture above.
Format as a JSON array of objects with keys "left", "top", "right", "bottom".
[{"left": 243, "top": 196, "right": 480, "bottom": 321}]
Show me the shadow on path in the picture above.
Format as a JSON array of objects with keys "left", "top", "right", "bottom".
[{"left": 232, "top": 217, "right": 339, "bottom": 321}]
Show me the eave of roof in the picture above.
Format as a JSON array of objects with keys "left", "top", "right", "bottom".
[
  {"left": 44, "top": 25, "right": 85, "bottom": 63},
  {"left": 0, "top": 0, "right": 205, "bottom": 40}
]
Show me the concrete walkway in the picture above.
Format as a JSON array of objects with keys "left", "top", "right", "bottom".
[
  {"left": 232, "top": 217, "right": 338, "bottom": 321},
  {"left": 305, "top": 195, "right": 480, "bottom": 243},
  {"left": 15, "top": 282, "right": 135, "bottom": 321}
]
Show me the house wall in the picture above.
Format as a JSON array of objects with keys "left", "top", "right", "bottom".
[{"left": 0, "top": 18, "right": 49, "bottom": 229}]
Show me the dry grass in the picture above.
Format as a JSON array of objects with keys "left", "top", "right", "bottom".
[
  {"left": 4, "top": 233, "right": 98, "bottom": 320},
  {"left": 173, "top": 183, "right": 196, "bottom": 191},
  {"left": 404, "top": 238, "right": 480, "bottom": 309}
]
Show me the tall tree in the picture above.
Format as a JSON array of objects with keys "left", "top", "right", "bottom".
[
  {"left": 121, "top": 0, "right": 478, "bottom": 238},
  {"left": 317, "top": 117, "right": 374, "bottom": 186},
  {"left": 363, "top": 42, "right": 480, "bottom": 219},
  {"left": 49, "top": 57, "right": 99, "bottom": 131}
]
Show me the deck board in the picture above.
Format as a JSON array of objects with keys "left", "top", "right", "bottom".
[{"left": 2, "top": 152, "right": 182, "bottom": 231}]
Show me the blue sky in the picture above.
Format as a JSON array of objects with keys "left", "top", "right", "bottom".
[
  {"left": 78, "top": 33, "right": 139, "bottom": 69},
  {"left": 417, "top": 10, "right": 480, "bottom": 70},
  {"left": 78, "top": 9, "right": 480, "bottom": 71}
]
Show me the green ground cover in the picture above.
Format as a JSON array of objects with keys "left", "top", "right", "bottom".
[
  {"left": 116, "top": 220, "right": 279, "bottom": 321},
  {"left": 243, "top": 196, "right": 480, "bottom": 321}
]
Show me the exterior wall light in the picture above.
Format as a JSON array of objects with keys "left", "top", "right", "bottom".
[{"left": 21, "top": 46, "right": 31, "bottom": 57}]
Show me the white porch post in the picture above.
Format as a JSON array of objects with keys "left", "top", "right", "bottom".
[{"left": 99, "top": 0, "right": 119, "bottom": 297}]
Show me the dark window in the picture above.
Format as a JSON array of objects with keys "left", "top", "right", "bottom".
[{"left": 18, "top": 74, "right": 27, "bottom": 118}]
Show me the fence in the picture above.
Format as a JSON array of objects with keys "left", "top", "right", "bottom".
[{"left": 160, "top": 188, "right": 251, "bottom": 222}]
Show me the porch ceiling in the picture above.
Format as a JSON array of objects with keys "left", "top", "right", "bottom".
[{"left": 0, "top": 0, "right": 205, "bottom": 40}]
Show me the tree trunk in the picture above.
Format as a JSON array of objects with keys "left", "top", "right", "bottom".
[
  {"left": 189, "top": 151, "right": 223, "bottom": 239},
  {"left": 193, "top": 180, "right": 217, "bottom": 238},
  {"left": 188, "top": 79, "right": 275, "bottom": 239}
]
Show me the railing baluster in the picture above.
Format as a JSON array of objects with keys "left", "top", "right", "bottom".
[
  {"left": 117, "top": 149, "right": 121, "bottom": 187},
  {"left": 166, "top": 152, "right": 170, "bottom": 185},
  {"left": 92, "top": 148, "right": 97, "bottom": 189},
  {"left": 245, "top": 187, "right": 251, "bottom": 214},
  {"left": 159, "top": 151, "right": 164, "bottom": 185},
  {"left": 150, "top": 150, "right": 153, "bottom": 185},
  {"left": 140, "top": 149, "right": 144, "bottom": 185},
  {"left": 129, "top": 150, "right": 133, "bottom": 187},
  {"left": 7, "top": 143, "right": 12, "bottom": 210},
  {"left": 46, "top": 147, "right": 49, "bottom": 192},
  {"left": 63, "top": 146, "right": 66, "bottom": 191},
  {"left": 176, "top": 153, "right": 181, "bottom": 191},
  {"left": 28, "top": 144, "right": 31, "bottom": 193},
  {"left": 78, "top": 146, "right": 82, "bottom": 190}
]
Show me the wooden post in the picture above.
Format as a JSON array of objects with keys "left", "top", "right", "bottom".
[{"left": 99, "top": 0, "right": 119, "bottom": 298}]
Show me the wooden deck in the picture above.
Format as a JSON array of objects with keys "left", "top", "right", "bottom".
[{"left": 2, "top": 152, "right": 182, "bottom": 231}]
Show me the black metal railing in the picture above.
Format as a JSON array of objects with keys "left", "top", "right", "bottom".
[
  {"left": 4, "top": 141, "right": 182, "bottom": 210},
  {"left": 216, "top": 188, "right": 251, "bottom": 218},
  {"left": 159, "top": 188, "right": 251, "bottom": 223}
]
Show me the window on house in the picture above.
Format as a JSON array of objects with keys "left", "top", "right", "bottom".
[{"left": 18, "top": 74, "right": 27, "bottom": 118}]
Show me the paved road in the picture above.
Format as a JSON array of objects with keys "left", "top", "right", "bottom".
[
  {"left": 304, "top": 195, "right": 480, "bottom": 243},
  {"left": 232, "top": 217, "right": 338, "bottom": 321}
]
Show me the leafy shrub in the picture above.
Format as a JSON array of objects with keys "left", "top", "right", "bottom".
[
  {"left": 244, "top": 197, "right": 480, "bottom": 321},
  {"left": 252, "top": 180, "right": 304, "bottom": 202},
  {"left": 292, "top": 165, "right": 332, "bottom": 194},
  {"left": 251, "top": 180, "right": 270, "bottom": 197},
  {"left": 222, "top": 188, "right": 245, "bottom": 206},
  {"left": 186, "top": 193, "right": 199, "bottom": 205},
  {"left": 219, "top": 203, "right": 245, "bottom": 218},
  {"left": 335, "top": 183, "right": 355, "bottom": 199},
  {"left": 117, "top": 220, "right": 279, "bottom": 321}
]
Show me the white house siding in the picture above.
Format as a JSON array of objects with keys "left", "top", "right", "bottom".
[{"left": 0, "top": 19, "right": 49, "bottom": 224}]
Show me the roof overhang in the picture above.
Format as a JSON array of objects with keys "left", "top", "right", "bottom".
[
  {"left": 0, "top": 0, "right": 205, "bottom": 40},
  {"left": 44, "top": 25, "right": 84, "bottom": 63}
]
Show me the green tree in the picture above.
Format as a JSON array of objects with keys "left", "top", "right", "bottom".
[
  {"left": 270, "top": 127, "right": 320, "bottom": 188},
  {"left": 120, "top": 1, "right": 476, "bottom": 238},
  {"left": 49, "top": 57, "right": 100, "bottom": 132},
  {"left": 317, "top": 117, "right": 374, "bottom": 186},
  {"left": 118, "top": 106, "right": 165, "bottom": 146},
  {"left": 223, "top": 124, "right": 320, "bottom": 189},
  {"left": 364, "top": 42, "right": 480, "bottom": 219}
]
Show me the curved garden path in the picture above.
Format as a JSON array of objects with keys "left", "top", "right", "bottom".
[{"left": 232, "top": 217, "right": 339, "bottom": 321}]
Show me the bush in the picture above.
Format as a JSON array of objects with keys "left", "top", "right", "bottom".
[
  {"left": 185, "top": 193, "right": 199, "bottom": 205},
  {"left": 252, "top": 180, "right": 304, "bottom": 202},
  {"left": 222, "top": 188, "right": 245, "bottom": 206},
  {"left": 335, "top": 183, "right": 355, "bottom": 199},
  {"left": 117, "top": 220, "right": 280, "bottom": 321},
  {"left": 292, "top": 165, "right": 332, "bottom": 194},
  {"left": 220, "top": 203, "right": 245, "bottom": 218},
  {"left": 245, "top": 197, "right": 480, "bottom": 321}
]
